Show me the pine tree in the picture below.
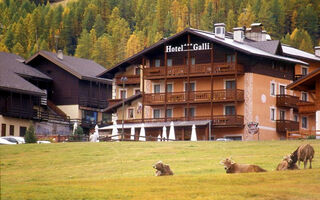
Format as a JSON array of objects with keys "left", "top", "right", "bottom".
[
  {"left": 24, "top": 125, "right": 37, "bottom": 143},
  {"left": 12, "top": 42, "right": 25, "bottom": 57},
  {"left": 238, "top": 4, "right": 256, "bottom": 27},
  {"left": 226, "top": 10, "right": 236, "bottom": 32},
  {"left": 93, "top": 14, "right": 105, "bottom": 38},
  {"left": 75, "top": 30, "right": 91, "bottom": 59}
]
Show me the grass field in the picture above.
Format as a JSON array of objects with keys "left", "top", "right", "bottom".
[{"left": 1, "top": 140, "right": 320, "bottom": 200}]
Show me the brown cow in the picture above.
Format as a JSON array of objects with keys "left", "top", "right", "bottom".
[
  {"left": 276, "top": 155, "right": 299, "bottom": 171},
  {"left": 290, "top": 144, "right": 315, "bottom": 169},
  {"left": 153, "top": 161, "right": 174, "bottom": 176},
  {"left": 220, "top": 158, "right": 267, "bottom": 173}
]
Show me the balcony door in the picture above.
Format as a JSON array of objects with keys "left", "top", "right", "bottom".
[
  {"left": 279, "top": 85, "right": 285, "bottom": 95},
  {"left": 280, "top": 110, "right": 285, "bottom": 120},
  {"left": 225, "top": 105, "right": 236, "bottom": 115},
  {"left": 184, "top": 107, "right": 195, "bottom": 118},
  {"left": 154, "top": 84, "right": 161, "bottom": 93},
  {"left": 184, "top": 82, "right": 195, "bottom": 92},
  {"left": 225, "top": 80, "right": 236, "bottom": 90}
]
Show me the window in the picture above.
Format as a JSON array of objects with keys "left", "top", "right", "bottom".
[
  {"left": 153, "top": 109, "right": 161, "bottom": 118},
  {"left": 280, "top": 110, "right": 285, "bottom": 120},
  {"left": 301, "top": 92, "right": 308, "bottom": 101},
  {"left": 187, "top": 57, "right": 195, "bottom": 65},
  {"left": 184, "top": 107, "right": 195, "bottom": 117},
  {"left": 225, "top": 105, "right": 235, "bottom": 115},
  {"left": 225, "top": 80, "right": 236, "bottom": 89},
  {"left": 1, "top": 124, "right": 6, "bottom": 136},
  {"left": 167, "top": 83, "right": 173, "bottom": 93},
  {"left": 19, "top": 126, "right": 26, "bottom": 137},
  {"left": 155, "top": 59, "right": 160, "bottom": 67},
  {"left": 279, "top": 85, "right": 286, "bottom": 95},
  {"left": 135, "top": 67, "right": 141, "bottom": 75},
  {"left": 127, "top": 108, "right": 134, "bottom": 119},
  {"left": 82, "top": 110, "right": 97, "bottom": 124},
  {"left": 167, "top": 58, "right": 172, "bottom": 67},
  {"left": 270, "top": 83, "right": 276, "bottom": 96},
  {"left": 134, "top": 88, "right": 141, "bottom": 94},
  {"left": 294, "top": 115, "right": 298, "bottom": 122},
  {"left": 302, "top": 66, "right": 308, "bottom": 75},
  {"left": 120, "top": 89, "right": 127, "bottom": 99},
  {"left": 9, "top": 125, "right": 14, "bottom": 136},
  {"left": 302, "top": 116, "right": 308, "bottom": 129},
  {"left": 154, "top": 84, "right": 161, "bottom": 93},
  {"left": 102, "top": 113, "right": 112, "bottom": 123},
  {"left": 166, "top": 109, "right": 172, "bottom": 118},
  {"left": 184, "top": 82, "right": 195, "bottom": 92},
  {"left": 270, "top": 108, "right": 276, "bottom": 121},
  {"left": 227, "top": 55, "right": 235, "bottom": 63}
]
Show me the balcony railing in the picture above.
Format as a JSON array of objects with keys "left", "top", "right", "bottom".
[
  {"left": 276, "top": 94, "right": 299, "bottom": 109},
  {"left": 297, "top": 101, "right": 317, "bottom": 114},
  {"left": 276, "top": 120, "right": 299, "bottom": 133},
  {"left": 116, "top": 115, "right": 244, "bottom": 127},
  {"left": 0, "top": 106, "right": 35, "bottom": 119},
  {"left": 144, "top": 89, "right": 244, "bottom": 105},
  {"left": 144, "top": 62, "right": 244, "bottom": 79},
  {"left": 79, "top": 97, "right": 108, "bottom": 108},
  {"left": 115, "top": 74, "right": 140, "bottom": 85}
]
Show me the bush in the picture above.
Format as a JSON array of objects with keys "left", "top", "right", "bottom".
[
  {"left": 307, "top": 135, "right": 316, "bottom": 139},
  {"left": 74, "top": 126, "right": 84, "bottom": 135},
  {"left": 24, "top": 125, "right": 37, "bottom": 143}
]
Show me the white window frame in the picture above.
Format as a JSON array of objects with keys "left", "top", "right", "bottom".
[
  {"left": 184, "top": 81, "right": 196, "bottom": 92},
  {"left": 166, "top": 82, "right": 174, "bottom": 93},
  {"left": 301, "top": 92, "right": 308, "bottom": 101},
  {"left": 270, "top": 107, "right": 276, "bottom": 121},
  {"left": 127, "top": 107, "right": 135, "bottom": 119},
  {"left": 224, "top": 104, "right": 236, "bottom": 115},
  {"left": 166, "top": 108, "right": 173, "bottom": 118},
  {"left": 301, "top": 66, "right": 308, "bottom": 75},
  {"left": 152, "top": 83, "right": 161, "bottom": 93},
  {"left": 279, "top": 109, "right": 286, "bottom": 120},
  {"left": 301, "top": 116, "right": 308, "bottom": 129},
  {"left": 279, "top": 84, "right": 286, "bottom": 95},
  {"left": 153, "top": 109, "right": 161, "bottom": 119},
  {"left": 224, "top": 79, "right": 236, "bottom": 89},
  {"left": 119, "top": 88, "right": 127, "bottom": 99},
  {"left": 270, "top": 82, "right": 276, "bottom": 96},
  {"left": 167, "top": 58, "right": 173, "bottom": 67}
]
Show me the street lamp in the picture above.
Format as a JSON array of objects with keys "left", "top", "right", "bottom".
[{"left": 121, "top": 76, "right": 128, "bottom": 141}]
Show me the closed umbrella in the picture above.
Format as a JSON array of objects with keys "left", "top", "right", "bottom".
[
  {"left": 157, "top": 134, "right": 161, "bottom": 142},
  {"left": 130, "top": 126, "right": 135, "bottom": 141},
  {"left": 162, "top": 126, "right": 167, "bottom": 141},
  {"left": 73, "top": 122, "right": 78, "bottom": 135},
  {"left": 169, "top": 121, "right": 175, "bottom": 141},
  {"left": 112, "top": 122, "right": 118, "bottom": 141},
  {"left": 94, "top": 124, "right": 99, "bottom": 142},
  {"left": 139, "top": 123, "right": 146, "bottom": 141},
  {"left": 191, "top": 124, "right": 197, "bottom": 141}
]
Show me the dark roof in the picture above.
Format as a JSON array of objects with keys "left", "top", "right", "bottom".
[
  {"left": 0, "top": 52, "right": 47, "bottom": 96},
  {"left": 26, "top": 51, "right": 111, "bottom": 83},
  {"left": 287, "top": 67, "right": 320, "bottom": 91},
  {"left": 246, "top": 40, "right": 281, "bottom": 55},
  {"left": 101, "top": 28, "right": 308, "bottom": 77},
  {"left": 102, "top": 93, "right": 142, "bottom": 112}
]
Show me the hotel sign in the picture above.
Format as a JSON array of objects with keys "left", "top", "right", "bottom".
[{"left": 166, "top": 43, "right": 210, "bottom": 53}]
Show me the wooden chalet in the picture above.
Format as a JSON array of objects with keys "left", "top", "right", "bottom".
[
  {"left": 100, "top": 23, "right": 319, "bottom": 141},
  {"left": 25, "top": 50, "right": 112, "bottom": 133}
]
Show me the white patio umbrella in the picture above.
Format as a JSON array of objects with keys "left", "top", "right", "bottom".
[
  {"left": 169, "top": 121, "right": 175, "bottom": 141},
  {"left": 191, "top": 124, "right": 197, "bottom": 141},
  {"left": 73, "top": 122, "right": 78, "bottom": 135},
  {"left": 94, "top": 124, "right": 99, "bottom": 142},
  {"left": 139, "top": 123, "right": 146, "bottom": 141},
  {"left": 162, "top": 126, "right": 167, "bottom": 141},
  {"left": 130, "top": 126, "right": 135, "bottom": 141},
  {"left": 112, "top": 122, "right": 119, "bottom": 141}
]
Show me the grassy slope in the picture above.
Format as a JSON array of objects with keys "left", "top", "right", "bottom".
[{"left": 1, "top": 140, "right": 320, "bottom": 200}]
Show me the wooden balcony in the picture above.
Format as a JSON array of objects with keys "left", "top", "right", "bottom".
[
  {"left": 297, "top": 101, "right": 317, "bottom": 114},
  {"left": 79, "top": 97, "right": 108, "bottom": 109},
  {"left": 144, "top": 89, "right": 244, "bottom": 105},
  {"left": 116, "top": 115, "right": 244, "bottom": 127},
  {"left": 115, "top": 74, "right": 140, "bottom": 85},
  {"left": 144, "top": 62, "right": 244, "bottom": 79},
  {"left": 276, "top": 94, "right": 299, "bottom": 109},
  {"left": 0, "top": 106, "right": 35, "bottom": 119},
  {"left": 276, "top": 120, "right": 299, "bottom": 133}
]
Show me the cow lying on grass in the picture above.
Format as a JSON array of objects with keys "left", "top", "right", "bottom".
[
  {"left": 276, "top": 155, "right": 299, "bottom": 171},
  {"left": 290, "top": 144, "right": 315, "bottom": 169},
  {"left": 220, "top": 158, "right": 267, "bottom": 173},
  {"left": 153, "top": 161, "right": 174, "bottom": 176}
]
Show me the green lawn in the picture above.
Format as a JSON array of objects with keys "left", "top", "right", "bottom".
[{"left": 1, "top": 140, "right": 320, "bottom": 200}]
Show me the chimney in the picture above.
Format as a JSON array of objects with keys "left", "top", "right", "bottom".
[
  {"left": 315, "top": 46, "right": 320, "bottom": 57},
  {"left": 246, "top": 23, "right": 268, "bottom": 41},
  {"left": 214, "top": 23, "right": 226, "bottom": 39},
  {"left": 233, "top": 27, "right": 245, "bottom": 43},
  {"left": 57, "top": 50, "right": 63, "bottom": 60}
]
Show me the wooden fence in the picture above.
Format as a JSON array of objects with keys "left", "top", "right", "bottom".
[{"left": 286, "top": 130, "right": 320, "bottom": 139}]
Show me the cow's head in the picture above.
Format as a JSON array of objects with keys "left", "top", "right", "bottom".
[
  {"left": 153, "top": 161, "right": 165, "bottom": 172},
  {"left": 220, "top": 158, "right": 234, "bottom": 172},
  {"left": 282, "top": 155, "right": 292, "bottom": 163}
]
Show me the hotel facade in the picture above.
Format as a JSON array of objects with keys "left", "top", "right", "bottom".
[{"left": 101, "top": 23, "right": 320, "bottom": 141}]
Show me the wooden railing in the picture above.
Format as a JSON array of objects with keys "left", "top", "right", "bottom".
[
  {"left": 115, "top": 74, "right": 140, "bottom": 85},
  {"left": 286, "top": 130, "right": 320, "bottom": 139},
  {"left": 276, "top": 94, "right": 299, "bottom": 109},
  {"left": 144, "top": 89, "right": 244, "bottom": 105},
  {"left": 47, "top": 100, "right": 69, "bottom": 120},
  {"left": 33, "top": 110, "right": 70, "bottom": 124},
  {"left": 276, "top": 120, "right": 299, "bottom": 133},
  {"left": 144, "top": 62, "right": 244, "bottom": 78},
  {"left": 79, "top": 96, "right": 108, "bottom": 108},
  {"left": 0, "top": 106, "right": 35, "bottom": 119},
  {"left": 116, "top": 115, "right": 244, "bottom": 127},
  {"left": 297, "top": 101, "right": 317, "bottom": 114}
]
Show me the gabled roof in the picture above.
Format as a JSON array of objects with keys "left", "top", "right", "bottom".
[
  {"left": 102, "top": 93, "right": 142, "bottom": 112},
  {"left": 246, "top": 40, "right": 282, "bottom": 55},
  {"left": 101, "top": 28, "right": 308, "bottom": 77},
  {"left": 26, "top": 51, "right": 111, "bottom": 83},
  {"left": 0, "top": 52, "right": 47, "bottom": 96},
  {"left": 282, "top": 44, "right": 320, "bottom": 63},
  {"left": 287, "top": 67, "right": 320, "bottom": 91}
]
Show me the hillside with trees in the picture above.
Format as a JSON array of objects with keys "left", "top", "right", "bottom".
[{"left": 0, "top": 0, "right": 319, "bottom": 68}]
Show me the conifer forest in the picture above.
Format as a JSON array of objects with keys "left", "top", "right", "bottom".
[{"left": 0, "top": 0, "right": 319, "bottom": 68}]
